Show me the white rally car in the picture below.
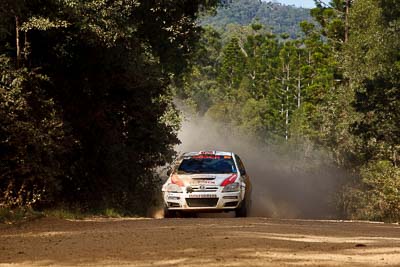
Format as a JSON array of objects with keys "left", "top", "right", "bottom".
[{"left": 162, "top": 151, "right": 251, "bottom": 217}]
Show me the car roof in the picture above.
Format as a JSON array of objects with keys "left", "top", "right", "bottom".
[{"left": 182, "top": 151, "right": 234, "bottom": 157}]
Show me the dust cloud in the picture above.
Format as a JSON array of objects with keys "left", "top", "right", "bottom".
[{"left": 176, "top": 115, "right": 345, "bottom": 219}]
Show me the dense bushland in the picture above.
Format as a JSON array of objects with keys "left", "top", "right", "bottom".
[{"left": 0, "top": 0, "right": 218, "bottom": 214}]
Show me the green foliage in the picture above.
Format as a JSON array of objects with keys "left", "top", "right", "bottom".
[
  {"left": 44, "top": 208, "right": 85, "bottom": 220},
  {"left": 43, "top": 207, "right": 125, "bottom": 219},
  {"left": 341, "top": 161, "right": 400, "bottom": 222},
  {"left": 0, "top": 56, "right": 70, "bottom": 208},
  {"left": 219, "top": 37, "right": 246, "bottom": 89},
  {"left": 344, "top": 0, "right": 400, "bottom": 165},
  {"left": 318, "top": 85, "right": 361, "bottom": 167},
  {"left": 179, "top": 20, "right": 336, "bottom": 143},
  {"left": 176, "top": 26, "right": 222, "bottom": 114},
  {"left": 318, "top": 0, "right": 400, "bottom": 221},
  {"left": 0, "top": 0, "right": 218, "bottom": 214},
  {"left": 0, "top": 207, "right": 43, "bottom": 224},
  {"left": 360, "top": 161, "right": 400, "bottom": 222},
  {"left": 20, "top": 17, "right": 69, "bottom": 31},
  {"left": 201, "top": 0, "right": 313, "bottom": 39},
  {"left": 179, "top": 0, "right": 399, "bottom": 222},
  {"left": 311, "top": 0, "right": 354, "bottom": 50},
  {"left": 103, "top": 208, "right": 121, "bottom": 218},
  {"left": 0, "top": 207, "right": 25, "bottom": 224}
]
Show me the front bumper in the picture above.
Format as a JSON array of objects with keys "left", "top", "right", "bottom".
[{"left": 163, "top": 187, "right": 243, "bottom": 211}]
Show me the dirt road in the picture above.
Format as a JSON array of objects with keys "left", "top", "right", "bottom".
[{"left": 1, "top": 217, "right": 400, "bottom": 266}]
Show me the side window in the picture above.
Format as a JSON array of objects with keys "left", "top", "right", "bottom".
[{"left": 235, "top": 155, "right": 246, "bottom": 175}]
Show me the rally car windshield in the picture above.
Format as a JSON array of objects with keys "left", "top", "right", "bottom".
[{"left": 177, "top": 156, "right": 237, "bottom": 174}]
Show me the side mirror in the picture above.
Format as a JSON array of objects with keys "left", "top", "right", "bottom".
[
  {"left": 166, "top": 169, "right": 172, "bottom": 176},
  {"left": 240, "top": 169, "right": 246, "bottom": 176}
]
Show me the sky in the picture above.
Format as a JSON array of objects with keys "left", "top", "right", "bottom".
[{"left": 274, "top": 0, "right": 316, "bottom": 8}]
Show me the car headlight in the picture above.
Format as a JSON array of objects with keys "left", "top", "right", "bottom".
[
  {"left": 222, "top": 182, "right": 240, "bottom": 192},
  {"left": 166, "top": 183, "right": 183, "bottom": 193}
]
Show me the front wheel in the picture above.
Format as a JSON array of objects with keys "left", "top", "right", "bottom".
[
  {"left": 163, "top": 207, "right": 176, "bottom": 218},
  {"left": 235, "top": 198, "right": 249, "bottom": 217}
]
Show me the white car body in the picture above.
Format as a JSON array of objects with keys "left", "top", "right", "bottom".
[{"left": 162, "top": 151, "right": 251, "bottom": 217}]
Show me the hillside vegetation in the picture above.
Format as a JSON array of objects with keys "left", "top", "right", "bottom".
[{"left": 201, "top": 0, "right": 312, "bottom": 38}]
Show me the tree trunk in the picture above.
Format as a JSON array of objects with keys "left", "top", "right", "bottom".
[
  {"left": 24, "top": 31, "right": 30, "bottom": 64},
  {"left": 297, "top": 74, "right": 301, "bottom": 108},
  {"left": 297, "top": 52, "right": 302, "bottom": 109},
  {"left": 15, "top": 16, "right": 21, "bottom": 68},
  {"left": 345, "top": 0, "right": 350, "bottom": 43},
  {"left": 285, "top": 86, "right": 289, "bottom": 141},
  {"left": 285, "top": 61, "right": 290, "bottom": 141}
]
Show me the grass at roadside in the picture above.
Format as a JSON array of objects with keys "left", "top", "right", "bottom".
[
  {"left": 0, "top": 207, "right": 44, "bottom": 224},
  {"left": 44, "top": 207, "right": 124, "bottom": 220},
  {"left": 44, "top": 208, "right": 86, "bottom": 220},
  {"left": 1, "top": 206, "right": 132, "bottom": 225}
]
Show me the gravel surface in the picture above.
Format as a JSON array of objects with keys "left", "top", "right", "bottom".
[{"left": 1, "top": 217, "right": 400, "bottom": 266}]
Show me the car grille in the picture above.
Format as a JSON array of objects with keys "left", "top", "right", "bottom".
[
  {"left": 191, "top": 177, "right": 215, "bottom": 180},
  {"left": 186, "top": 198, "right": 218, "bottom": 207},
  {"left": 191, "top": 186, "right": 218, "bottom": 192}
]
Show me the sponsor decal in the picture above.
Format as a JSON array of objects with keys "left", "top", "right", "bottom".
[
  {"left": 200, "top": 151, "right": 215, "bottom": 155},
  {"left": 188, "top": 194, "right": 217, "bottom": 198},
  {"left": 190, "top": 180, "right": 215, "bottom": 185},
  {"left": 192, "top": 155, "right": 221, "bottom": 159}
]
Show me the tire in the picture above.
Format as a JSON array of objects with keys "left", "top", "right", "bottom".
[
  {"left": 235, "top": 198, "right": 249, "bottom": 217},
  {"left": 182, "top": 212, "right": 198, "bottom": 218},
  {"left": 163, "top": 207, "right": 176, "bottom": 218}
]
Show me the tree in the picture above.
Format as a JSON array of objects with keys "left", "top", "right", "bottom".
[
  {"left": 312, "top": 0, "right": 353, "bottom": 48},
  {"left": 332, "top": 0, "right": 400, "bottom": 221},
  {"left": 219, "top": 36, "right": 247, "bottom": 90},
  {"left": 344, "top": 0, "right": 400, "bottom": 165},
  {"left": 0, "top": 0, "right": 74, "bottom": 208},
  {"left": 0, "top": 0, "right": 219, "bottom": 213},
  {"left": 176, "top": 26, "right": 223, "bottom": 114}
]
